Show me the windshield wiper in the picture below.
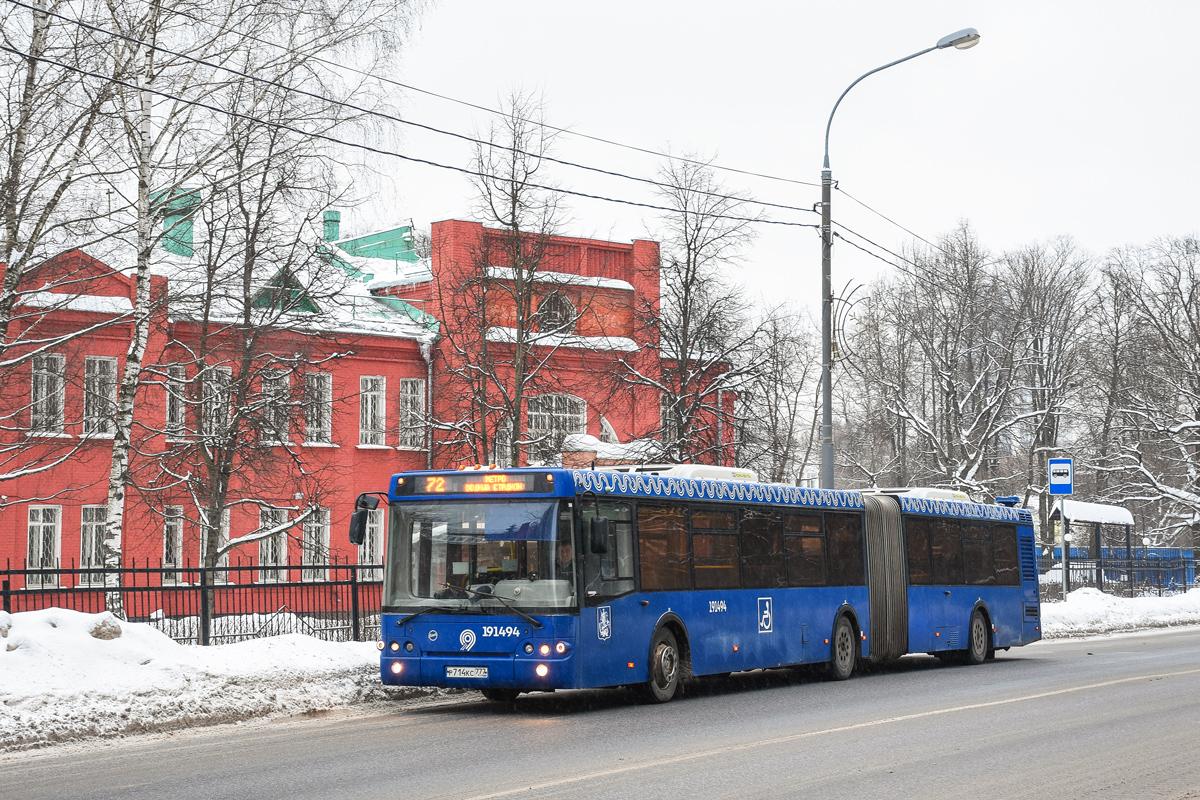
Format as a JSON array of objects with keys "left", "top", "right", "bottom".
[
  {"left": 396, "top": 604, "right": 466, "bottom": 626},
  {"left": 446, "top": 583, "right": 544, "bottom": 629}
]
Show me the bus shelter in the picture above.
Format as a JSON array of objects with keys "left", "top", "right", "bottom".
[{"left": 1049, "top": 499, "right": 1134, "bottom": 596}]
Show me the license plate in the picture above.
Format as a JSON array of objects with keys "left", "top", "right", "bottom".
[{"left": 446, "top": 666, "right": 488, "bottom": 679}]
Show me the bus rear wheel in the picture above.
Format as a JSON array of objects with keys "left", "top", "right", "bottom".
[
  {"left": 481, "top": 689, "right": 520, "bottom": 702},
  {"left": 827, "top": 616, "right": 856, "bottom": 681},
  {"left": 643, "top": 628, "right": 681, "bottom": 703},
  {"left": 966, "top": 610, "right": 989, "bottom": 666}
]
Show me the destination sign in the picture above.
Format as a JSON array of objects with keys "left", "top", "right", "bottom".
[{"left": 395, "top": 472, "right": 554, "bottom": 496}]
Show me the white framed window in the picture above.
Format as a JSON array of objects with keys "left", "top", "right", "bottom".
[
  {"left": 166, "top": 365, "right": 188, "bottom": 440},
  {"left": 527, "top": 394, "right": 586, "bottom": 463},
  {"left": 83, "top": 356, "right": 118, "bottom": 435},
  {"left": 359, "top": 508, "right": 384, "bottom": 580},
  {"left": 31, "top": 354, "right": 66, "bottom": 433},
  {"left": 200, "top": 508, "right": 230, "bottom": 583},
  {"left": 258, "top": 507, "right": 287, "bottom": 582},
  {"left": 494, "top": 418, "right": 514, "bottom": 468},
  {"left": 301, "top": 507, "right": 330, "bottom": 581},
  {"left": 600, "top": 415, "right": 619, "bottom": 445},
  {"left": 398, "top": 378, "right": 426, "bottom": 449},
  {"left": 660, "top": 394, "right": 681, "bottom": 447},
  {"left": 80, "top": 505, "right": 107, "bottom": 586},
  {"left": 304, "top": 372, "right": 332, "bottom": 444},
  {"left": 202, "top": 365, "right": 233, "bottom": 439},
  {"left": 262, "top": 369, "right": 290, "bottom": 444},
  {"left": 27, "top": 505, "right": 62, "bottom": 587},
  {"left": 162, "top": 506, "right": 184, "bottom": 584},
  {"left": 359, "top": 375, "right": 386, "bottom": 445}
]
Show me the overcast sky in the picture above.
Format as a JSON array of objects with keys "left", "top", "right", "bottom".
[{"left": 353, "top": 1, "right": 1200, "bottom": 315}]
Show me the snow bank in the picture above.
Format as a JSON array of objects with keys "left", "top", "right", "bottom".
[
  {"left": 0, "top": 608, "right": 430, "bottom": 753},
  {"left": 1042, "top": 587, "right": 1200, "bottom": 638}
]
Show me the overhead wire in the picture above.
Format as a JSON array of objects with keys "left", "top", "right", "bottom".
[
  {"left": 835, "top": 184, "right": 950, "bottom": 256},
  {"left": 0, "top": 45, "right": 819, "bottom": 230},
  {"left": 8, "top": 0, "right": 821, "bottom": 219}
]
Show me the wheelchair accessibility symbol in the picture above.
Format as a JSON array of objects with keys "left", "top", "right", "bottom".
[{"left": 757, "top": 597, "right": 773, "bottom": 634}]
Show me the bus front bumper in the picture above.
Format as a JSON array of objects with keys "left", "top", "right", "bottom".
[{"left": 381, "top": 652, "right": 577, "bottom": 691}]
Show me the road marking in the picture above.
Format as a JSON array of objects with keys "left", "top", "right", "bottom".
[{"left": 461, "top": 666, "right": 1200, "bottom": 800}]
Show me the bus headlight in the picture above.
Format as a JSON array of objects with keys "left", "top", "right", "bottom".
[
  {"left": 535, "top": 664, "right": 549, "bottom": 678},
  {"left": 390, "top": 641, "right": 400, "bottom": 652},
  {"left": 390, "top": 662, "right": 403, "bottom": 675},
  {"left": 405, "top": 641, "right": 415, "bottom": 652},
  {"left": 524, "top": 643, "right": 534, "bottom": 654},
  {"left": 376, "top": 640, "right": 384, "bottom": 650},
  {"left": 539, "top": 643, "right": 551, "bottom": 656},
  {"left": 555, "top": 642, "right": 567, "bottom": 655}
]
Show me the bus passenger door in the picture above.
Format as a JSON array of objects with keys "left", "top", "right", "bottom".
[{"left": 579, "top": 501, "right": 640, "bottom": 688}]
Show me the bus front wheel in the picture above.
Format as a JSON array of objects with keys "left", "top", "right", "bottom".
[
  {"left": 481, "top": 689, "right": 520, "bottom": 702},
  {"left": 827, "top": 616, "right": 857, "bottom": 681},
  {"left": 643, "top": 628, "right": 681, "bottom": 703}
]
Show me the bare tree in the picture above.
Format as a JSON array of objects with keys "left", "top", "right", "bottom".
[
  {"left": 844, "top": 223, "right": 1040, "bottom": 495},
  {"left": 1003, "top": 238, "right": 1091, "bottom": 532},
  {"left": 92, "top": 0, "right": 416, "bottom": 613},
  {"left": 432, "top": 91, "right": 603, "bottom": 467},
  {"left": 614, "top": 156, "right": 761, "bottom": 463},
  {"left": 0, "top": 0, "right": 131, "bottom": 496},
  {"left": 735, "top": 307, "right": 819, "bottom": 483},
  {"left": 1101, "top": 238, "right": 1200, "bottom": 546}
]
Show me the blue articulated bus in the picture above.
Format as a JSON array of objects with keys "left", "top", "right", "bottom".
[{"left": 348, "top": 465, "right": 1041, "bottom": 703}]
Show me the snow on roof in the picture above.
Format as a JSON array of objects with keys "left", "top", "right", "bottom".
[
  {"left": 562, "top": 433, "right": 661, "bottom": 460},
  {"left": 19, "top": 291, "right": 132, "bottom": 315},
  {"left": 486, "top": 326, "right": 638, "bottom": 352},
  {"left": 1051, "top": 499, "right": 1135, "bottom": 526},
  {"left": 486, "top": 266, "right": 634, "bottom": 291},
  {"left": 74, "top": 241, "right": 438, "bottom": 344}
]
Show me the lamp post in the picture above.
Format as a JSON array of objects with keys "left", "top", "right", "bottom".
[{"left": 818, "top": 28, "right": 981, "bottom": 489}]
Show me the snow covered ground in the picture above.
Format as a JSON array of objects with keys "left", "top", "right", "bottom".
[{"left": 4, "top": 589, "right": 1200, "bottom": 753}]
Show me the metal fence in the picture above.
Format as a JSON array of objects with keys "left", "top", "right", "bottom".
[
  {"left": 1036, "top": 550, "right": 1195, "bottom": 602},
  {"left": 1, "top": 560, "right": 383, "bottom": 645}
]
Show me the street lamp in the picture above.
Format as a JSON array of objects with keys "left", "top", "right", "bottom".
[{"left": 818, "top": 28, "right": 981, "bottom": 489}]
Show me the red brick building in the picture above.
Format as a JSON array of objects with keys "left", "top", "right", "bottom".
[{"left": 2, "top": 215, "right": 733, "bottom": 580}]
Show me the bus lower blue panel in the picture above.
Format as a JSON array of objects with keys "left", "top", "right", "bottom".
[
  {"left": 578, "top": 587, "right": 870, "bottom": 689},
  {"left": 907, "top": 586, "right": 1028, "bottom": 654}
]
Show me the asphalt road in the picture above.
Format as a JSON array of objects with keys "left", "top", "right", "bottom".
[{"left": 5, "top": 628, "right": 1200, "bottom": 800}]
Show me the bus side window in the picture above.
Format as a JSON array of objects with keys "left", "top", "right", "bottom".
[
  {"left": 741, "top": 509, "right": 785, "bottom": 589},
  {"left": 993, "top": 523, "right": 1021, "bottom": 586},
  {"left": 784, "top": 512, "right": 825, "bottom": 587},
  {"left": 692, "top": 507, "right": 739, "bottom": 590},
  {"left": 637, "top": 504, "right": 690, "bottom": 591},
  {"left": 962, "top": 522, "right": 996, "bottom": 585},
  {"left": 826, "top": 512, "right": 866, "bottom": 586},
  {"left": 930, "top": 519, "right": 965, "bottom": 585},
  {"left": 904, "top": 516, "right": 933, "bottom": 585}
]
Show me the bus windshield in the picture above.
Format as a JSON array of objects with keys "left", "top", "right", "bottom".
[{"left": 385, "top": 500, "right": 576, "bottom": 612}]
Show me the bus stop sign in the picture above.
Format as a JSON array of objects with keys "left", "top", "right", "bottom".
[{"left": 1048, "top": 458, "right": 1073, "bottom": 495}]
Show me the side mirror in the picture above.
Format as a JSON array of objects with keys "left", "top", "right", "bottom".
[
  {"left": 589, "top": 516, "right": 610, "bottom": 554},
  {"left": 348, "top": 508, "right": 368, "bottom": 545},
  {"left": 349, "top": 493, "right": 381, "bottom": 545}
]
